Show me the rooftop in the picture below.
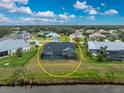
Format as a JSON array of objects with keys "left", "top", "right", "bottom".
[
  {"left": 89, "top": 32, "right": 106, "bottom": 38},
  {"left": 0, "top": 39, "right": 30, "bottom": 52},
  {"left": 43, "top": 42, "right": 75, "bottom": 52},
  {"left": 88, "top": 41, "right": 124, "bottom": 51}
]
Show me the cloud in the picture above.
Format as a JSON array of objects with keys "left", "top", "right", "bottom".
[
  {"left": 101, "top": 3, "right": 105, "bottom": 6},
  {"left": 1, "top": 0, "right": 29, "bottom": 4},
  {"left": 58, "top": 14, "right": 68, "bottom": 20},
  {"left": 32, "top": 10, "right": 76, "bottom": 22},
  {"left": 0, "top": 12, "right": 76, "bottom": 25},
  {"left": 86, "top": 6, "right": 98, "bottom": 15},
  {"left": 57, "top": 14, "right": 76, "bottom": 22},
  {"left": 0, "top": 13, "right": 10, "bottom": 23},
  {"left": 34, "top": 11, "right": 55, "bottom": 18},
  {"left": 74, "top": 1, "right": 88, "bottom": 10},
  {"left": 87, "top": 15, "right": 95, "bottom": 20},
  {"left": 10, "top": 7, "right": 32, "bottom": 14},
  {"left": 102, "top": 9, "right": 119, "bottom": 15},
  {"left": 0, "top": 0, "right": 32, "bottom": 14},
  {"left": 73, "top": 1, "right": 98, "bottom": 15}
]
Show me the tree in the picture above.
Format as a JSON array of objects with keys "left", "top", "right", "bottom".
[
  {"left": 16, "top": 48, "right": 22, "bottom": 57},
  {"left": 74, "top": 38, "right": 80, "bottom": 44},
  {"left": 97, "top": 46, "right": 108, "bottom": 61},
  {"left": 30, "top": 41, "right": 36, "bottom": 45},
  {"left": 82, "top": 27, "right": 88, "bottom": 37}
]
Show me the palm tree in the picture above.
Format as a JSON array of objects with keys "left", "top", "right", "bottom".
[{"left": 98, "top": 46, "right": 108, "bottom": 61}]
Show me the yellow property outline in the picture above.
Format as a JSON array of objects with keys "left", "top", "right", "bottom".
[{"left": 37, "top": 40, "right": 83, "bottom": 77}]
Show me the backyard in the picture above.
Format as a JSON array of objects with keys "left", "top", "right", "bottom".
[
  {"left": 0, "top": 36, "right": 124, "bottom": 85},
  {"left": 0, "top": 49, "right": 37, "bottom": 67},
  {"left": 0, "top": 47, "right": 124, "bottom": 85}
]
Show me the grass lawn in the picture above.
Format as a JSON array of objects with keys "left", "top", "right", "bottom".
[
  {"left": 0, "top": 42, "right": 124, "bottom": 85},
  {"left": 32, "top": 37, "right": 46, "bottom": 41},
  {"left": 0, "top": 49, "right": 37, "bottom": 67},
  {"left": 61, "top": 36, "right": 70, "bottom": 42}
]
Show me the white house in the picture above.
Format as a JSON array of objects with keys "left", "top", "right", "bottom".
[
  {"left": 108, "top": 30, "right": 117, "bottom": 33},
  {"left": 13, "top": 31, "right": 32, "bottom": 40},
  {"left": 86, "top": 29, "right": 96, "bottom": 34},
  {"left": 99, "top": 29, "right": 110, "bottom": 36},
  {"left": 0, "top": 39, "right": 31, "bottom": 57},
  {"left": 46, "top": 32, "right": 60, "bottom": 38},
  {"left": 88, "top": 41, "right": 124, "bottom": 60},
  {"left": 70, "top": 32, "right": 83, "bottom": 39},
  {"left": 89, "top": 32, "right": 106, "bottom": 39}
]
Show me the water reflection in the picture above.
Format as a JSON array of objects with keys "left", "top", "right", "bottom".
[{"left": 0, "top": 85, "right": 124, "bottom": 93}]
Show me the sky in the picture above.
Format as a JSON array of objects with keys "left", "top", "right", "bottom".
[{"left": 0, "top": 0, "right": 124, "bottom": 25}]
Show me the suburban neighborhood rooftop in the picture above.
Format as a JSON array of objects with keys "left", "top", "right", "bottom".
[
  {"left": 0, "top": 39, "right": 31, "bottom": 52},
  {"left": 88, "top": 41, "right": 124, "bottom": 51}
]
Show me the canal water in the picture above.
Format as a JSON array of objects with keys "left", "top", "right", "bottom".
[{"left": 0, "top": 85, "right": 124, "bottom": 93}]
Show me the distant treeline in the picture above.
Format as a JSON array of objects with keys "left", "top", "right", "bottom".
[
  {"left": 0, "top": 25, "right": 124, "bottom": 38},
  {"left": 0, "top": 26, "right": 12, "bottom": 38}
]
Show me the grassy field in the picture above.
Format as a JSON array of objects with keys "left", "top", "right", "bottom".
[
  {"left": 0, "top": 52, "right": 124, "bottom": 85},
  {"left": 0, "top": 42, "right": 124, "bottom": 85}
]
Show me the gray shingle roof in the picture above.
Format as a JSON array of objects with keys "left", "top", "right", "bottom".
[{"left": 88, "top": 41, "right": 124, "bottom": 51}]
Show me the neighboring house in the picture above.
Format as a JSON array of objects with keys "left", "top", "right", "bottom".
[
  {"left": 0, "top": 39, "right": 31, "bottom": 57},
  {"left": 38, "top": 31, "right": 51, "bottom": 37},
  {"left": 89, "top": 32, "right": 106, "bottom": 40},
  {"left": 13, "top": 31, "right": 32, "bottom": 40},
  {"left": 86, "top": 29, "right": 96, "bottom": 35},
  {"left": 99, "top": 29, "right": 110, "bottom": 36},
  {"left": 70, "top": 32, "right": 83, "bottom": 39},
  {"left": 75, "top": 28, "right": 83, "bottom": 33},
  {"left": 46, "top": 32, "right": 60, "bottom": 38},
  {"left": 119, "top": 29, "right": 124, "bottom": 33},
  {"left": 51, "top": 37, "right": 60, "bottom": 42},
  {"left": 88, "top": 41, "right": 124, "bottom": 60},
  {"left": 41, "top": 42, "right": 76, "bottom": 59},
  {"left": 108, "top": 30, "right": 117, "bottom": 34}
]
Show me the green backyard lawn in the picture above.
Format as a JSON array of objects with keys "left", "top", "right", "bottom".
[{"left": 0, "top": 49, "right": 37, "bottom": 67}]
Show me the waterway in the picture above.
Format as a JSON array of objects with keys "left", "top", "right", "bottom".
[{"left": 0, "top": 85, "right": 124, "bottom": 93}]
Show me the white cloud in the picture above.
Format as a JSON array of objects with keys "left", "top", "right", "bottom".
[
  {"left": 74, "top": 1, "right": 88, "bottom": 10},
  {"left": 74, "top": 1, "right": 119, "bottom": 16},
  {"left": 73, "top": 1, "right": 98, "bottom": 15},
  {"left": 57, "top": 14, "right": 76, "bottom": 21},
  {"left": 102, "top": 9, "right": 119, "bottom": 15},
  {"left": 10, "top": 7, "right": 32, "bottom": 14},
  {"left": 0, "top": 0, "right": 31, "bottom": 14},
  {"left": 0, "top": 13, "right": 10, "bottom": 23},
  {"left": 69, "top": 14, "right": 76, "bottom": 18},
  {"left": 34, "top": 11, "right": 55, "bottom": 18},
  {"left": 87, "top": 15, "right": 95, "bottom": 20},
  {"left": 86, "top": 6, "right": 98, "bottom": 15},
  {"left": 0, "top": 2, "right": 16, "bottom": 11},
  {"left": 0, "top": 12, "right": 76, "bottom": 25},
  {"left": 0, "top": 0, "right": 29, "bottom": 5},
  {"left": 33, "top": 11, "right": 76, "bottom": 23},
  {"left": 58, "top": 14, "right": 68, "bottom": 20}
]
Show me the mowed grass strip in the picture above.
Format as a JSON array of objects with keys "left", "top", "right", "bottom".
[{"left": 0, "top": 49, "right": 37, "bottom": 67}]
